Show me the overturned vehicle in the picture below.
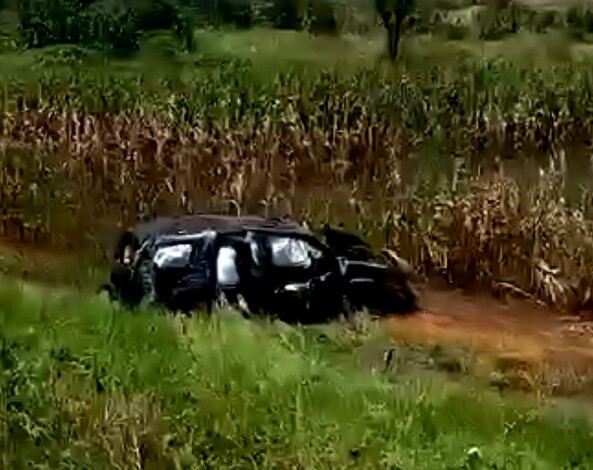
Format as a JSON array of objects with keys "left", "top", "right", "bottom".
[{"left": 103, "top": 214, "right": 418, "bottom": 323}]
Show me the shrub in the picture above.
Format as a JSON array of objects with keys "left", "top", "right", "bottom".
[
  {"left": 32, "top": 43, "right": 92, "bottom": 66},
  {"left": 443, "top": 18, "right": 469, "bottom": 40},
  {"left": 534, "top": 10, "right": 560, "bottom": 34},
  {"left": 15, "top": 0, "right": 202, "bottom": 54},
  {"left": 0, "top": 28, "right": 19, "bottom": 53},
  {"left": 16, "top": 0, "right": 86, "bottom": 48},
  {"left": 16, "top": 0, "right": 141, "bottom": 52},
  {"left": 172, "top": 6, "right": 196, "bottom": 51},
  {"left": 134, "top": 0, "right": 179, "bottom": 31},
  {"left": 305, "top": 0, "right": 337, "bottom": 35},
  {"left": 566, "top": 5, "right": 593, "bottom": 38},
  {"left": 474, "top": 5, "right": 514, "bottom": 41},
  {"left": 271, "top": 0, "right": 304, "bottom": 29},
  {"left": 333, "top": 3, "right": 374, "bottom": 36},
  {"left": 81, "top": 1, "right": 140, "bottom": 53},
  {"left": 217, "top": 0, "right": 253, "bottom": 28}
]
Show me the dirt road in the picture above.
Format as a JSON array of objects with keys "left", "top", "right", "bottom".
[
  {"left": 387, "top": 285, "right": 593, "bottom": 396},
  {"left": 391, "top": 287, "right": 593, "bottom": 358}
]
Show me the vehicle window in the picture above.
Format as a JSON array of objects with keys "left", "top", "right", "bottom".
[
  {"left": 216, "top": 246, "right": 240, "bottom": 286},
  {"left": 153, "top": 243, "right": 192, "bottom": 269},
  {"left": 269, "top": 237, "right": 312, "bottom": 268}
]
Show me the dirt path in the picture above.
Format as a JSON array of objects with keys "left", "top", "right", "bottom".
[
  {"left": 387, "top": 285, "right": 593, "bottom": 396},
  {"left": 391, "top": 286, "right": 593, "bottom": 359}
]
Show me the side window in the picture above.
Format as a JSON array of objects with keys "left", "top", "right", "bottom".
[
  {"left": 189, "top": 235, "right": 214, "bottom": 268},
  {"left": 269, "top": 237, "right": 313, "bottom": 268},
  {"left": 153, "top": 243, "right": 192, "bottom": 269},
  {"left": 245, "top": 233, "right": 267, "bottom": 266}
]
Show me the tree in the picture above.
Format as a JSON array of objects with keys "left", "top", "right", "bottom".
[{"left": 374, "top": 0, "right": 415, "bottom": 60}]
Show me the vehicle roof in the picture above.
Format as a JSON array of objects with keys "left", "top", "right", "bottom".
[{"left": 131, "top": 213, "right": 312, "bottom": 241}]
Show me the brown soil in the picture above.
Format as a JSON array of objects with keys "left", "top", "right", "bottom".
[
  {"left": 392, "top": 287, "right": 593, "bottom": 358},
  {"left": 388, "top": 284, "right": 593, "bottom": 396}
]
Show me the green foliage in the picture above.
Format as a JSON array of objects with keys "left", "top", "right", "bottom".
[
  {"left": 272, "top": 0, "right": 305, "bottom": 30},
  {"left": 81, "top": 1, "right": 141, "bottom": 53},
  {"left": 217, "top": 0, "right": 253, "bottom": 28},
  {"left": 409, "top": 3, "right": 572, "bottom": 41},
  {"left": 15, "top": 0, "right": 140, "bottom": 52},
  {"left": 32, "top": 43, "right": 92, "bottom": 66},
  {"left": 305, "top": 0, "right": 337, "bottom": 35},
  {"left": 566, "top": 5, "right": 593, "bottom": 32},
  {"left": 173, "top": 7, "right": 196, "bottom": 51},
  {"left": 16, "top": 0, "right": 86, "bottom": 48},
  {"left": 470, "top": 2, "right": 542, "bottom": 41},
  {"left": 0, "top": 282, "right": 592, "bottom": 467},
  {"left": 0, "top": 28, "right": 19, "bottom": 53},
  {"left": 443, "top": 18, "right": 469, "bottom": 40},
  {"left": 566, "top": 5, "right": 593, "bottom": 40},
  {"left": 375, "top": 0, "right": 415, "bottom": 18},
  {"left": 14, "top": 0, "right": 203, "bottom": 54},
  {"left": 475, "top": 7, "right": 512, "bottom": 40},
  {"left": 134, "top": 0, "right": 179, "bottom": 31}
]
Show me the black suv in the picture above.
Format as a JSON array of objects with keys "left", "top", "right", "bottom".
[{"left": 103, "top": 214, "right": 418, "bottom": 323}]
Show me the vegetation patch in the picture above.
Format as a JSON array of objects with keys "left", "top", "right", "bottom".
[
  {"left": 0, "top": 282, "right": 592, "bottom": 467},
  {"left": 2, "top": 0, "right": 593, "bottom": 466},
  {"left": 1, "top": 59, "right": 593, "bottom": 313}
]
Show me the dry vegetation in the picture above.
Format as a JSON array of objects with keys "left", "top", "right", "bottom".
[{"left": 1, "top": 60, "right": 593, "bottom": 313}]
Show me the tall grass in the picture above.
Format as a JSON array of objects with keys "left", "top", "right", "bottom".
[
  {"left": 2, "top": 58, "right": 593, "bottom": 310},
  {"left": 0, "top": 281, "right": 592, "bottom": 468}
]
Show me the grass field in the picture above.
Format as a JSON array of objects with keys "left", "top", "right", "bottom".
[
  {"left": 3, "top": 0, "right": 593, "bottom": 466},
  {"left": 1, "top": 280, "right": 593, "bottom": 469}
]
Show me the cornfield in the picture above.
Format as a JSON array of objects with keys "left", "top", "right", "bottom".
[{"left": 2, "top": 59, "right": 593, "bottom": 312}]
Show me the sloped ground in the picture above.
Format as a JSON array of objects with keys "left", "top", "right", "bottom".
[
  {"left": 1, "top": 278, "right": 593, "bottom": 468},
  {"left": 389, "top": 284, "right": 593, "bottom": 398},
  {"left": 3, "top": 238, "right": 593, "bottom": 398}
]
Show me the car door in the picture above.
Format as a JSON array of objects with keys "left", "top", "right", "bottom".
[
  {"left": 152, "top": 233, "right": 217, "bottom": 309},
  {"left": 264, "top": 234, "right": 344, "bottom": 322}
]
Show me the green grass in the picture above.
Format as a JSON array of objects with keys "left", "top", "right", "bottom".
[
  {"left": 0, "top": 244, "right": 107, "bottom": 290},
  {"left": 399, "top": 31, "right": 593, "bottom": 68},
  {"left": 0, "top": 27, "right": 383, "bottom": 84},
  {"left": 1, "top": 281, "right": 592, "bottom": 468},
  {"left": 3, "top": 22, "right": 593, "bottom": 88}
]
